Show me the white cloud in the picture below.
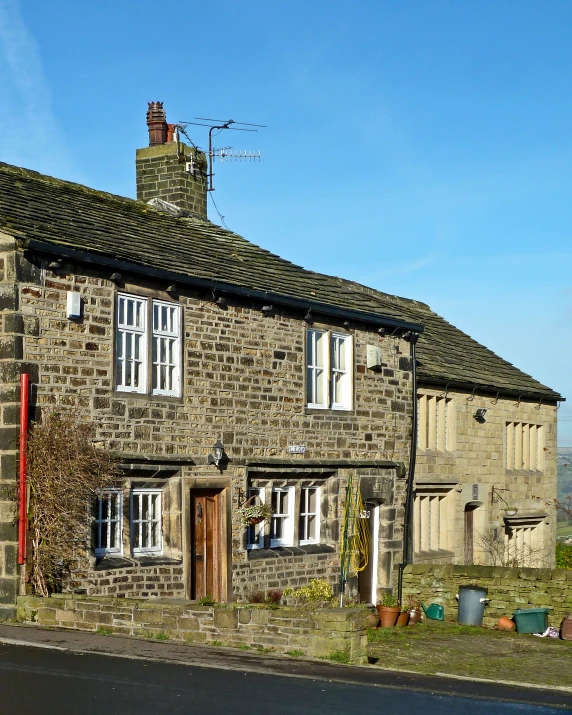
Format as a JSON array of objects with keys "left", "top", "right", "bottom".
[{"left": 0, "top": 0, "right": 78, "bottom": 178}]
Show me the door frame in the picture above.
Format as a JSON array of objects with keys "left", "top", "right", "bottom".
[
  {"left": 358, "top": 500, "right": 380, "bottom": 605},
  {"left": 184, "top": 477, "right": 232, "bottom": 602}
]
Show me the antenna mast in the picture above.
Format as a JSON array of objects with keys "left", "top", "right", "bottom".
[{"left": 179, "top": 117, "right": 266, "bottom": 191}]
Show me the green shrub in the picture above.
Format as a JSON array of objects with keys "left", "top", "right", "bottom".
[
  {"left": 197, "top": 595, "right": 218, "bottom": 606},
  {"left": 556, "top": 542, "right": 572, "bottom": 569},
  {"left": 322, "top": 649, "right": 350, "bottom": 664},
  {"left": 283, "top": 579, "right": 333, "bottom": 604}
]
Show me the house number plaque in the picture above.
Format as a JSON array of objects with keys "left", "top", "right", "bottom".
[{"left": 288, "top": 445, "right": 306, "bottom": 454}]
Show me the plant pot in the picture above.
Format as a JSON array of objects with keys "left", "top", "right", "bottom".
[
  {"left": 497, "top": 616, "right": 516, "bottom": 632},
  {"left": 248, "top": 516, "right": 265, "bottom": 526},
  {"left": 376, "top": 605, "right": 401, "bottom": 628},
  {"left": 366, "top": 612, "right": 380, "bottom": 629},
  {"left": 408, "top": 608, "right": 422, "bottom": 625},
  {"left": 396, "top": 611, "right": 409, "bottom": 627}
]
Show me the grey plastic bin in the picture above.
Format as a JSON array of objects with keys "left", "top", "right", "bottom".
[{"left": 457, "top": 585, "right": 489, "bottom": 626}]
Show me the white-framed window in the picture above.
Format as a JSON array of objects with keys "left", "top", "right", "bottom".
[
  {"left": 413, "top": 487, "right": 455, "bottom": 554},
  {"left": 270, "top": 487, "right": 295, "bottom": 547},
  {"left": 299, "top": 486, "right": 320, "bottom": 545},
  {"left": 131, "top": 489, "right": 162, "bottom": 555},
  {"left": 116, "top": 295, "right": 147, "bottom": 393},
  {"left": 417, "top": 395, "right": 454, "bottom": 451},
  {"left": 95, "top": 490, "right": 123, "bottom": 556},
  {"left": 306, "top": 329, "right": 352, "bottom": 410},
  {"left": 116, "top": 293, "right": 181, "bottom": 396},
  {"left": 152, "top": 300, "right": 181, "bottom": 396},
  {"left": 506, "top": 422, "right": 544, "bottom": 471},
  {"left": 246, "top": 487, "right": 265, "bottom": 550}
]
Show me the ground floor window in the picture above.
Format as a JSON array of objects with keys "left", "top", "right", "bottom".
[
  {"left": 95, "top": 490, "right": 123, "bottom": 556},
  {"left": 95, "top": 488, "right": 163, "bottom": 557},
  {"left": 413, "top": 483, "right": 456, "bottom": 554}
]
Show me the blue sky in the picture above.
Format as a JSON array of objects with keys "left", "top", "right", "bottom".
[{"left": 1, "top": 0, "right": 572, "bottom": 442}]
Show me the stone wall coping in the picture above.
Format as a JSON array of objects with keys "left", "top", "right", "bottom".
[{"left": 403, "top": 564, "right": 569, "bottom": 580}]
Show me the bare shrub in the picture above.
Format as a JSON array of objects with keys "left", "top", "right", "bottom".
[
  {"left": 26, "top": 409, "right": 120, "bottom": 596},
  {"left": 476, "top": 530, "right": 547, "bottom": 568}
]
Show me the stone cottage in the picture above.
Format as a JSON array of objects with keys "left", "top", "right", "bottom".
[{"left": 0, "top": 103, "right": 562, "bottom": 617}]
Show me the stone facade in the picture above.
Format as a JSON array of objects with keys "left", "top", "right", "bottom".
[
  {"left": 0, "top": 237, "right": 413, "bottom": 609},
  {"left": 17, "top": 595, "right": 370, "bottom": 664},
  {"left": 401, "top": 563, "right": 572, "bottom": 628},
  {"left": 414, "top": 386, "right": 558, "bottom": 568}
]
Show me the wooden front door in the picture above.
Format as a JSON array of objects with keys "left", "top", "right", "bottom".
[
  {"left": 191, "top": 489, "right": 222, "bottom": 601},
  {"left": 464, "top": 505, "right": 476, "bottom": 564}
]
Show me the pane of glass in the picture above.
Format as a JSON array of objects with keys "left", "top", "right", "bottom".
[
  {"left": 153, "top": 304, "right": 159, "bottom": 331},
  {"left": 315, "top": 332, "right": 324, "bottom": 368},
  {"left": 127, "top": 300, "right": 134, "bottom": 326},
  {"left": 151, "top": 494, "right": 158, "bottom": 520},
  {"left": 299, "top": 513, "right": 306, "bottom": 540},
  {"left": 152, "top": 337, "right": 157, "bottom": 364},
  {"left": 101, "top": 498, "right": 109, "bottom": 520},
  {"left": 161, "top": 306, "right": 168, "bottom": 332},
  {"left": 109, "top": 522, "right": 116, "bottom": 548},
  {"left": 315, "top": 368, "right": 324, "bottom": 404},
  {"left": 282, "top": 490, "right": 289, "bottom": 513},
  {"left": 274, "top": 516, "right": 283, "bottom": 539},
  {"left": 101, "top": 522, "right": 108, "bottom": 549},
  {"left": 169, "top": 307, "right": 175, "bottom": 332},
  {"left": 152, "top": 520, "right": 159, "bottom": 547},
  {"left": 160, "top": 339, "right": 166, "bottom": 363},
  {"left": 308, "top": 488, "right": 317, "bottom": 513},
  {"left": 338, "top": 337, "right": 346, "bottom": 370},
  {"left": 126, "top": 334, "right": 133, "bottom": 361},
  {"left": 118, "top": 298, "right": 125, "bottom": 325},
  {"left": 160, "top": 365, "right": 166, "bottom": 389},
  {"left": 300, "top": 489, "right": 307, "bottom": 514},
  {"left": 272, "top": 491, "right": 279, "bottom": 512},
  {"left": 133, "top": 522, "right": 140, "bottom": 549},
  {"left": 307, "top": 331, "right": 314, "bottom": 366},
  {"left": 133, "top": 361, "right": 140, "bottom": 388},
  {"left": 307, "top": 368, "right": 314, "bottom": 403},
  {"left": 308, "top": 514, "right": 316, "bottom": 539},
  {"left": 134, "top": 334, "right": 140, "bottom": 360},
  {"left": 168, "top": 366, "right": 174, "bottom": 390},
  {"left": 334, "top": 372, "right": 342, "bottom": 403},
  {"left": 133, "top": 496, "right": 140, "bottom": 521}
]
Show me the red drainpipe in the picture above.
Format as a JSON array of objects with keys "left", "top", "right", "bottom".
[{"left": 18, "top": 373, "right": 29, "bottom": 565}]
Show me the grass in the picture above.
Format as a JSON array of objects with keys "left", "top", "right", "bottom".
[
  {"left": 556, "top": 520, "right": 572, "bottom": 539},
  {"left": 210, "top": 640, "right": 224, "bottom": 647},
  {"left": 237, "top": 644, "right": 251, "bottom": 651},
  {"left": 367, "top": 620, "right": 572, "bottom": 687},
  {"left": 154, "top": 632, "right": 169, "bottom": 641},
  {"left": 286, "top": 649, "right": 304, "bottom": 658},
  {"left": 96, "top": 626, "right": 113, "bottom": 636},
  {"left": 322, "top": 649, "right": 350, "bottom": 664}
]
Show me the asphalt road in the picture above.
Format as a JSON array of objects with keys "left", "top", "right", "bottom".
[{"left": 0, "top": 643, "right": 569, "bottom": 715}]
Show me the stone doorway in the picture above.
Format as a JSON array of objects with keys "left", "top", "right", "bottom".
[{"left": 190, "top": 489, "right": 222, "bottom": 601}]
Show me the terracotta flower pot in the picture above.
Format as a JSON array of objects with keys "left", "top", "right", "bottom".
[
  {"left": 408, "top": 608, "right": 422, "bottom": 625},
  {"left": 376, "top": 605, "right": 401, "bottom": 628},
  {"left": 366, "top": 612, "right": 380, "bottom": 629},
  {"left": 497, "top": 616, "right": 516, "bottom": 632},
  {"left": 396, "top": 611, "right": 409, "bottom": 627}
]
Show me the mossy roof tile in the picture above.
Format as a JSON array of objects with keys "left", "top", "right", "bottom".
[{"left": 0, "top": 161, "right": 561, "bottom": 401}]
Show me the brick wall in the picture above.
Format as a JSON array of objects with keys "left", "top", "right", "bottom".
[{"left": 17, "top": 595, "right": 370, "bottom": 663}]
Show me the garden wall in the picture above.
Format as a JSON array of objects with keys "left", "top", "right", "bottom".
[
  {"left": 402, "top": 564, "right": 572, "bottom": 627},
  {"left": 16, "top": 595, "right": 369, "bottom": 664}
]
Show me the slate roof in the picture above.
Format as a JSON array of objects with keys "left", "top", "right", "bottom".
[{"left": 0, "top": 161, "right": 562, "bottom": 401}]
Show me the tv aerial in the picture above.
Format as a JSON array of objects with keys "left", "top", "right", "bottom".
[{"left": 178, "top": 117, "right": 266, "bottom": 192}]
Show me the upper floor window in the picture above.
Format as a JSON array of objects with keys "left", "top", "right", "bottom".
[
  {"left": 506, "top": 422, "right": 544, "bottom": 471},
  {"left": 417, "top": 395, "right": 454, "bottom": 451},
  {"left": 116, "top": 294, "right": 181, "bottom": 396},
  {"left": 307, "top": 329, "right": 352, "bottom": 409}
]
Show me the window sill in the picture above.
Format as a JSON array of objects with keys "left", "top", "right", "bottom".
[
  {"left": 304, "top": 407, "right": 353, "bottom": 416},
  {"left": 112, "top": 390, "right": 184, "bottom": 404},
  {"left": 94, "top": 555, "right": 182, "bottom": 571},
  {"left": 247, "top": 544, "right": 334, "bottom": 560}
]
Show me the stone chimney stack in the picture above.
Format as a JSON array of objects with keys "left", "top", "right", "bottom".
[{"left": 136, "top": 102, "right": 208, "bottom": 218}]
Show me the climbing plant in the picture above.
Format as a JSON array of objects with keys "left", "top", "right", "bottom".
[{"left": 26, "top": 409, "right": 119, "bottom": 596}]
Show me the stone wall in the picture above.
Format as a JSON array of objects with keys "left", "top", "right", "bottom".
[
  {"left": 16, "top": 595, "right": 370, "bottom": 664},
  {"left": 402, "top": 564, "right": 572, "bottom": 627},
  {"left": 70, "top": 560, "right": 185, "bottom": 599}
]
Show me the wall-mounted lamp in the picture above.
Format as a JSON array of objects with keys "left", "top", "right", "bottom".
[
  {"left": 261, "top": 304, "right": 274, "bottom": 316},
  {"left": 475, "top": 408, "right": 487, "bottom": 423},
  {"left": 110, "top": 272, "right": 122, "bottom": 283},
  {"left": 166, "top": 284, "right": 177, "bottom": 295},
  {"left": 377, "top": 327, "right": 387, "bottom": 337},
  {"left": 216, "top": 296, "right": 228, "bottom": 309},
  {"left": 48, "top": 260, "right": 62, "bottom": 271},
  {"left": 207, "top": 439, "right": 226, "bottom": 468},
  {"left": 303, "top": 309, "right": 313, "bottom": 325}
]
